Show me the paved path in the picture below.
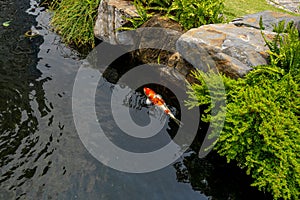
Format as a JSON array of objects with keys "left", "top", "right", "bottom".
[{"left": 267, "top": 0, "right": 300, "bottom": 13}]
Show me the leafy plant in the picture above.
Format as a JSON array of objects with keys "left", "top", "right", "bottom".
[
  {"left": 186, "top": 22, "right": 300, "bottom": 200},
  {"left": 128, "top": 0, "right": 225, "bottom": 30},
  {"left": 167, "top": 0, "right": 225, "bottom": 29},
  {"left": 261, "top": 19, "right": 300, "bottom": 75}
]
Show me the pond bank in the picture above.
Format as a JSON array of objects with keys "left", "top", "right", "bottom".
[{"left": 94, "top": 0, "right": 300, "bottom": 79}]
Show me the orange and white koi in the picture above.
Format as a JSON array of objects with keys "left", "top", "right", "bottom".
[{"left": 143, "top": 87, "right": 183, "bottom": 127}]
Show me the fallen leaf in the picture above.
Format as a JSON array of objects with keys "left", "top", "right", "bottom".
[{"left": 2, "top": 21, "right": 11, "bottom": 27}]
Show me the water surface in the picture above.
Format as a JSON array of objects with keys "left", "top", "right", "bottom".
[{"left": 0, "top": 1, "right": 272, "bottom": 199}]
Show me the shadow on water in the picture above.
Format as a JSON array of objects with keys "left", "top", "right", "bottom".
[{"left": 0, "top": 0, "right": 273, "bottom": 199}]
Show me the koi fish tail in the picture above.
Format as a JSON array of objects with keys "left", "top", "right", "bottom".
[{"left": 169, "top": 115, "right": 183, "bottom": 127}]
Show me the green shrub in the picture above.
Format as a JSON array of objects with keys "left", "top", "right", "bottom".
[
  {"left": 131, "top": 0, "right": 225, "bottom": 30},
  {"left": 186, "top": 22, "right": 300, "bottom": 199},
  {"left": 50, "top": 0, "right": 100, "bottom": 50}
]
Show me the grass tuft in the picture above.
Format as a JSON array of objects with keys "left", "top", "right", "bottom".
[{"left": 50, "top": 0, "right": 100, "bottom": 52}]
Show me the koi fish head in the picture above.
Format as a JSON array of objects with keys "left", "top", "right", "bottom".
[
  {"left": 143, "top": 87, "right": 155, "bottom": 98},
  {"left": 143, "top": 87, "right": 183, "bottom": 126},
  {"left": 144, "top": 87, "right": 166, "bottom": 106}
]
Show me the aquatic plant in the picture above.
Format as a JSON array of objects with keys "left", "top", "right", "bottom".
[
  {"left": 49, "top": 0, "right": 100, "bottom": 51},
  {"left": 185, "top": 22, "right": 300, "bottom": 199}
]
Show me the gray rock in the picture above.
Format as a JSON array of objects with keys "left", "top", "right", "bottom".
[
  {"left": 134, "top": 16, "right": 184, "bottom": 65},
  {"left": 231, "top": 10, "right": 300, "bottom": 33},
  {"left": 94, "top": 3, "right": 298, "bottom": 79},
  {"left": 266, "top": 0, "right": 300, "bottom": 13},
  {"left": 94, "top": 0, "right": 139, "bottom": 45},
  {"left": 177, "top": 23, "right": 277, "bottom": 78}
]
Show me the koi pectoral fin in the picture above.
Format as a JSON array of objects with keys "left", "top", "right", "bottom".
[{"left": 146, "top": 98, "right": 152, "bottom": 105}]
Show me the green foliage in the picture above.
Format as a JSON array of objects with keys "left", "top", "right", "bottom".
[
  {"left": 167, "top": 0, "right": 225, "bottom": 29},
  {"left": 186, "top": 22, "right": 300, "bottom": 199},
  {"left": 262, "top": 20, "right": 300, "bottom": 76},
  {"left": 186, "top": 69, "right": 227, "bottom": 136},
  {"left": 50, "top": 0, "right": 100, "bottom": 51},
  {"left": 129, "top": 0, "right": 224, "bottom": 30}
]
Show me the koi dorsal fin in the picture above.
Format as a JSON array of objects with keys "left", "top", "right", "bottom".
[{"left": 155, "top": 94, "right": 162, "bottom": 99}]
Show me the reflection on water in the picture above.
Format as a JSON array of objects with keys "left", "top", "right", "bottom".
[
  {"left": 0, "top": 0, "right": 79, "bottom": 199},
  {"left": 0, "top": 0, "right": 272, "bottom": 199},
  {"left": 0, "top": 0, "right": 52, "bottom": 193},
  {"left": 174, "top": 152, "right": 273, "bottom": 200}
]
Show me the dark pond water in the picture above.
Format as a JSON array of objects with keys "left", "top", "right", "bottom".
[{"left": 0, "top": 0, "right": 273, "bottom": 199}]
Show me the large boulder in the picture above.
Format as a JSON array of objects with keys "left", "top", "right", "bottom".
[
  {"left": 135, "top": 15, "right": 184, "bottom": 65},
  {"left": 94, "top": 0, "right": 139, "bottom": 45},
  {"left": 176, "top": 11, "right": 300, "bottom": 78},
  {"left": 176, "top": 23, "right": 277, "bottom": 78},
  {"left": 129, "top": 15, "right": 193, "bottom": 78}
]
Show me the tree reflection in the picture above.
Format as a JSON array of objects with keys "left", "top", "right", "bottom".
[{"left": 0, "top": 0, "right": 52, "bottom": 191}]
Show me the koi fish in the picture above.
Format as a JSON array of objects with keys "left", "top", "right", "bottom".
[{"left": 143, "top": 87, "right": 183, "bottom": 127}]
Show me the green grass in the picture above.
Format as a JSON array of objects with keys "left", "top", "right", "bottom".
[
  {"left": 223, "top": 0, "right": 298, "bottom": 21},
  {"left": 49, "top": 0, "right": 100, "bottom": 53}
]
